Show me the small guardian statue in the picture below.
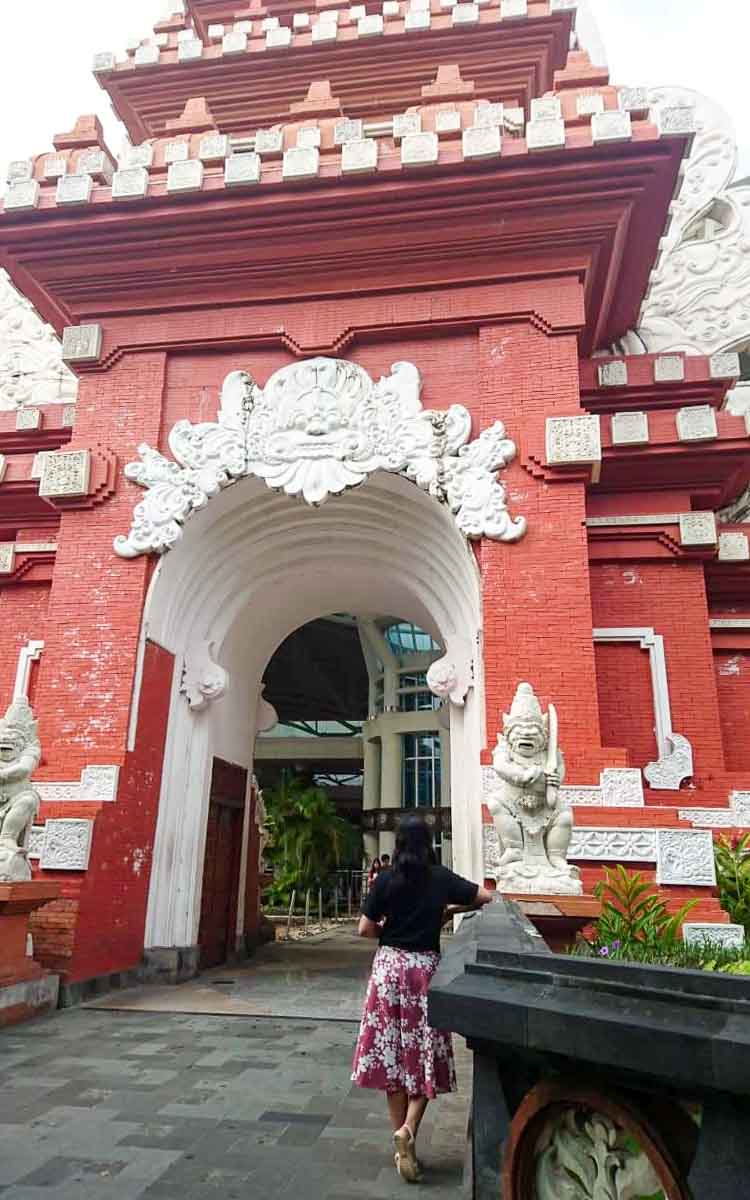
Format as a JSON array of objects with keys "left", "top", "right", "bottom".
[
  {"left": 488, "top": 682, "right": 582, "bottom": 895},
  {"left": 0, "top": 697, "right": 42, "bottom": 882}
]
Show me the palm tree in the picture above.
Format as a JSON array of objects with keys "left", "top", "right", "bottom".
[{"left": 263, "top": 770, "right": 360, "bottom": 905}]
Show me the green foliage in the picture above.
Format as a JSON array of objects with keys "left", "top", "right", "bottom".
[
  {"left": 589, "top": 865, "right": 698, "bottom": 957},
  {"left": 261, "top": 771, "right": 360, "bottom": 906},
  {"left": 714, "top": 833, "right": 750, "bottom": 934}
]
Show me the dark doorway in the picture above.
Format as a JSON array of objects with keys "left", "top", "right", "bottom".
[{"left": 198, "top": 759, "right": 246, "bottom": 969}]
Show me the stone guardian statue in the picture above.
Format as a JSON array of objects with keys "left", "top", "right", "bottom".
[
  {"left": 0, "top": 697, "right": 42, "bottom": 882},
  {"left": 488, "top": 682, "right": 582, "bottom": 895}
]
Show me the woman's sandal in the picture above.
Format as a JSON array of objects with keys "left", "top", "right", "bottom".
[{"left": 393, "top": 1127, "right": 422, "bottom": 1183}]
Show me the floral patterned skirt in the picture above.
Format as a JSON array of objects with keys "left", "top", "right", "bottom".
[{"left": 351, "top": 945, "right": 457, "bottom": 1099}]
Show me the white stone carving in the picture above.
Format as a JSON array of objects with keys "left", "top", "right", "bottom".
[
  {"left": 115, "top": 357, "right": 527, "bottom": 556},
  {"left": 62, "top": 405, "right": 76, "bottom": 426},
  {"left": 487, "top": 682, "right": 582, "bottom": 895},
  {"left": 135, "top": 44, "right": 160, "bottom": 66},
  {"left": 463, "top": 126, "right": 501, "bottom": 159},
  {"left": 593, "top": 627, "right": 694, "bottom": 791},
  {"left": 282, "top": 147, "right": 320, "bottom": 179},
  {"left": 600, "top": 768, "right": 644, "bottom": 807},
  {"left": 296, "top": 127, "right": 321, "bottom": 149},
  {"left": 611, "top": 411, "right": 649, "bottom": 446},
  {"left": 165, "top": 140, "right": 189, "bottom": 164},
  {"left": 26, "top": 825, "right": 45, "bottom": 861},
  {"left": 654, "top": 355, "right": 685, "bottom": 382},
  {"left": 261, "top": 16, "right": 280, "bottom": 28},
  {"left": 6, "top": 161, "right": 33, "bottom": 182},
  {"left": 36, "top": 783, "right": 79, "bottom": 803},
  {"left": 266, "top": 26, "right": 292, "bottom": 47},
  {"left": 207, "top": 23, "right": 224, "bottom": 39},
  {"left": 405, "top": 10, "right": 430, "bottom": 28},
  {"left": 383, "top": 0, "right": 400, "bottom": 14},
  {"left": 597, "top": 360, "right": 628, "bottom": 387},
  {"left": 0, "top": 271, "right": 78, "bottom": 410},
  {"left": 222, "top": 30, "right": 247, "bottom": 54},
  {"left": 181, "top": 639, "right": 229, "bottom": 711},
  {"left": 452, "top": 2, "right": 479, "bottom": 22},
  {"left": 393, "top": 113, "right": 422, "bottom": 139},
  {"left": 121, "top": 144, "right": 154, "bottom": 170},
  {"left": 710, "top": 619, "right": 750, "bottom": 629},
  {"left": 40, "top": 818, "right": 94, "bottom": 871},
  {"left": 545, "top": 414, "right": 601, "bottom": 467},
  {"left": 335, "top": 119, "right": 364, "bottom": 144},
  {"left": 62, "top": 323, "right": 102, "bottom": 363},
  {"left": 526, "top": 119, "right": 566, "bottom": 151},
  {"left": 293, "top": 13, "right": 311, "bottom": 28},
  {"left": 16, "top": 407, "right": 41, "bottom": 431},
  {"left": 591, "top": 111, "right": 632, "bottom": 144},
  {"left": 683, "top": 922, "right": 745, "bottom": 948},
  {"left": 426, "top": 639, "right": 473, "bottom": 706},
  {"left": 0, "top": 544, "right": 15, "bottom": 574},
  {"left": 676, "top": 405, "right": 718, "bottom": 442},
  {"left": 80, "top": 765, "right": 120, "bottom": 803},
  {"left": 475, "top": 105, "right": 504, "bottom": 129},
  {"left": 167, "top": 160, "right": 204, "bottom": 193},
  {"left": 56, "top": 174, "right": 93, "bottom": 206},
  {"left": 732, "top": 791, "right": 750, "bottom": 824},
  {"left": 112, "top": 167, "right": 149, "bottom": 199},
  {"left": 656, "top": 828, "right": 716, "bottom": 886},
  {"left": 0, "top": 697, "right": 42, "bottom": 882},
  {"left": 558, "top": 786, "right": 602, "bottom": 807},
  {"left": 255, "top": 684, "right": 278, "bottom": 734},
  {"left": 531, "top": 97, "right": 562, "bottom": 122},
  {"left": 342, "top": 139, "right": 378, "bottom": 174},
  {"left": 39, "top": 450, "right": 91, "bottom": 499},
  {"left": 656, "top": 106, "right": 698, "bottom": 137},
  {"left": 13, "top": 640, "right": 44, "bottom": 700},
  {"left": 178, "top": 38, "right": 203, "bottom": 61},
  {"left": 312, "top": 20, "right": 338, "bottom": 39},
  {"left": 569, "top": 827, "right": 658, "bottom": 862},
  {"left": 576, "top": 94, "right": 604, "bottom": 117},
  {"left": 679, "top": 511, "right": 717, "bottom": 546},
  {"left": 586, "top": 514, "right": 681, "bottom": 528},
  {"left": 43, "top": 156, "right": 67, "bottom": 179},
  {"left": 4, "top": 181, "right": 40, "bottom": 211},
  {"left": 234, "top": 19, "right": 253, "bottom": 32},
  {"left": 710, "top": 352, "right": 741, "bottom": 379},
  {"left": 678, "top": 808, "right": 737, "bottom": 829},
  {"left": 536, "top": 1108, "right": 663, "bottom": 1200},
  {"left": 436, "top": 110, "right": 461, "bottom": 134},
  {"left": 358, "top": 13, "right": 384, "bottom": 34},
  {"left": 93, "top": 51, "right": 116, "bottom": 73},
  {"left": 618, "top": 87, "right": 649, "bottom": 113},
  {"left": 225, "top": 154, "right": 261, "bottom": 186},
  {"left": 719, "top": 532, "right": 750, "bottom": 561},
  {"left": 77, "top": 150, "right": 114, "bottom": 183},
  {"left": 500, "top": 0, "right": 527, "bottom": 14}
]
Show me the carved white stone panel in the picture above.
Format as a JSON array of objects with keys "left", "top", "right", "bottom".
[
  {"left": 405, "top": 10, "right": 430, "bottom": 28},
  {"left": 56, "top": 174, "right": 93, "bottom": 206},
  {"left": 30, "top": 453, "right": 50, "bottom": 480},
  {"left": 234, "top": 19, "right": 253, "bottom": 32},
  {"left": 463, "top": 126, "right": 501, "bottom": 159},
  {"left": 199, "top": 135, "right": 229, "bottom": 162},
  {"left": 644, "top": 732, "right": 694, "bottom": 791},
  {"left": 62, "top": 324, "right": 102, "bottom": 363},
  {"left": 569, "top": 827, "right": 658, "bottom": 863},
  {"left": 656, "top": 829, "right": 716, "bottom": 886},
  {"left": 401, "top": 132, "right": 439, "bottom": 166},
  {"left": 16, "top": 407, "right": 41, "bottom": 431},
  {"left": 77, "top": 150, "right": 114, "bottom": 183},
  {"left": 80, "top": 765, "right": 120, "bottom": 803},
  {"left": 93, "top": 51, "right": 116, "bottom": 73},
  {"left": 255, "top": 129, "right": 284, "bottom": 155},
  {"left": 282, "top": 147, "right": 320, "bottom": 179},
  {"left": 39, "top": 450, "right": 91, "bottom": 499},
  {"left": 222, "top": 31, "right": 247, "bottom": 53},
  {"left": 678, "top": 808, "right": 736, "bottom": 829},
  {"left": 312, "top": 20, "right": 338, "bottom": 39},
  {"left": 576, "top": 94, "right": 605, "bottom": 117},
  {"left": 261, "top": 16, "right": 280, "bottom": 28},
  {"left": 709, "top": 352, "right": 741, "bottom": 379},
  {"left": 121, "top": 144, "right": 154, "bottom": 169},
  {"left": 293, "top": 12, "right": 311, "bottom": 27},
  {"left": 600, "top": 768, "right": 645, "bottom": 808},
  {"left": 383, "top": 0, "right": 400, "bottom": 13},
  {"left": 178, "top": 38, "right": 203, "bottom": 61},
  {"left": 40, "top": 819, "right": 94, "bottom": 871},
  {"left": 350, "top": 4, "right": 367, "bottom": 16},
  {"left": 358, "top": 14, "right": 384, "bottom": 34},
  {"left": 266, "top": 27, "right": 292, "bottom": 47},
  {"left": 134, "top": 44, "right": 160, "bottom": 66},
  {"left": 36, "top": 782, "right": 80, "bottom": 803},
  {"left": 558, "top": 786, "right": 603, "bottom": 807},
  {"left": 731, "top": 791, "right": 750, "bottom": 824},
  {"left": 393, "top": 113, "right": 422, "bottom": 139},
  {"left": 116, "top": 357, "right": 526, "bottom": 556},
  {"left": 0, "top": 544, "right": 16, "bottom": 574},
  {"left": 618, "top": 87, "right": 649, "bottom": 113},
  {"left": 4, "top": 181, "right": 40, "bottom": 210},
  {"left": 654, "top": 355, "right": 685, "bottom": 382},
  {"left": 297, "top": 127, "right": 321, "bottom": 149},
  {"left": 207, "top": 23, "right": 224, "bottom": 39},
  {"left": 591, "top": 111, "right": 632, "bottom": 144},
  {"left": 718, "top": 532, "right": 750, "bottom": 561},
  {"left": 611, "top": 411, "right": 649, "bottom": 446},
  {"left": 656, "top": 106, "right": 697, "bottom": 136},
  {"left": 165, "top": 140, "right": 189, "bottom": 164},
  {"left": 598, "top": 360, "right": 628, "bottom": 387},
  {"left": 683, "top": 923, "right": 745, "bottom": 948},
  {"left": 224, "top": 154, "right": 261, "bottom": 186},
  {"left": 335, "top": 118, "right": 364, "bottom": 144},
  {"left": 545, "top": 414, "right": 601, "bottom": 467},
  {"left": 13, "top": 638, "right": 44, "bottom": 700},
  {"left": 167, "top": 160, "right": 204, "bottom": 193},
  {"left": 43, "top": 156, "right": 67, "bottom": 179},
  {"left": 319, "top": 7, "right": 339, "bottom": 21},
  {"left": 676, "top": 405, "right": 718, "bottom": 442},
  {"left": 679, "top": 511, "right": 717, "bottom": 546},
  {"left": 112, "top": 167, "right": 149, "bottom": 199},
  {"left": 531, "top": 97, "right": 562, "bottom": 122},
  {"left": 436, "top": 110, "right": 462, "bottom": 134},
  {"left": 483, "top": 823, "right": 501, "bottom": 879},
  {"left": 26, "top": 825, "right": 45, "bottom": 861},
  {"left": 7, "top": 160, "right": 33, "bottom": 182},
  {"left": 452, "top": 2, "right": 479, "bottom": 22},
  {"left": 500, "top": 0, "right": 527, "bottom": 16},
  {"left": 341, "top": 139, "right": 378, "bottom": 174},
  {"left": 526, "top": 119, "right": 565, "bottom": 151}
]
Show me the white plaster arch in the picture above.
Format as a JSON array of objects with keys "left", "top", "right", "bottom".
[{"left": 142, "top": 470, "right": 484, "bottom": 953}]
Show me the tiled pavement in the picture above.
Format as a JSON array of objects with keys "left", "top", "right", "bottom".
[{"left": 0, "top": 938, "right": 471, "bottom": 1199}]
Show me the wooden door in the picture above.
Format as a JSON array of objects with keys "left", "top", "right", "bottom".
[{"left": 198, "top": 760, "right": 246, "bottom": 970}]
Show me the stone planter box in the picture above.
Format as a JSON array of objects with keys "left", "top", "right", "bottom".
[{"left": 429, "top": 898, "right": 750, "bottom": 1200}]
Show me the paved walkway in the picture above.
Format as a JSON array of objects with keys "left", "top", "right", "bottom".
[{"left": 0, "top": 931, "right": 470, "bottom": 1200}]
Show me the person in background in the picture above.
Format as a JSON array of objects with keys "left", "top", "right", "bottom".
[
  {"left": 352, "top": 814, "right": 493, "bottom": 1183},
  {"left": 367, "top": 856, "right": 382, "bottom": 887},
  {"left": 380, "top": 853, "right": 390, "bottom": 869}
]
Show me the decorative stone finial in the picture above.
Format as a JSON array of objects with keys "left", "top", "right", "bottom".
[
  {"left": 290, "top": 80, "right": 343, "bottom": 118},
  {"left": 0, "top": 696, "right": 42, "bottom": 882},
  {"left": 53, "top": 115, "right": 108, "bottom": 152},
  {"left": 421, "top": 64, "right": 475, "bottom": 100},
  {"left": 487, "top": 682, "right": 582, "bottom": 895},
  {"left": 165, "top": 98, "right": 217, "bottom": 134}
]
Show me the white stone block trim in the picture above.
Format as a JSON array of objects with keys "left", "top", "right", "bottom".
[
  {"left": 40, "top": 819, "right": 94, "bottom": 871},
  {"left": 569, "top": 827, "right": 658, "bottom": 862},
  {"left": 656, "top": 828, "right": 716, "bottom": 887},
  {"left": 683, "top": 923, "right": 745, "bottom": 948},
  {"left": 13, "top": 640, "right": 44, "bottom": 701}
]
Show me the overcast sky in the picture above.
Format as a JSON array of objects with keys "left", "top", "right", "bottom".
[{"left": 1, "top": 1, "right": 749, "bottom": 179}]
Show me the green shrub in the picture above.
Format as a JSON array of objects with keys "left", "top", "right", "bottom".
[
  {"left": 714, "top": 833, "right": 750, "bottom": 934},
  {"left": 588, "top": 865, "right": 698, "bottom": 959}
]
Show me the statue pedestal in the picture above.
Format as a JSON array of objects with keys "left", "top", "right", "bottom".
[
  {"left": 0, "top": 882, "right": 61, "bottom": 1026},
  {"left": 504, "top": 894, "right": 601, "bottom": 952}
]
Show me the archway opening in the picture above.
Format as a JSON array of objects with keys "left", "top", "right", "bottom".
[{"left": 140, "top": 470, "right": 483, "bottom": 971}]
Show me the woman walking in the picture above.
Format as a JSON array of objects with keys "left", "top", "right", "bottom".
[{"left": 352, "top": 815, "right": 493, "bottom": 1182}]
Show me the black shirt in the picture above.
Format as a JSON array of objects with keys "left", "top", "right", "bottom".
[{"left": 362, "top": 865, "right": 479, "bottom": 953}]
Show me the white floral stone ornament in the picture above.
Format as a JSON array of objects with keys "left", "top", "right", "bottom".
[{"left": 115, "top": 357, "right": 527, "bottom": 556}]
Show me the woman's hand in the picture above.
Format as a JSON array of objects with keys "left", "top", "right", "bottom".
[{"left": 357, "top": 915, "right": 381, "bottom": 939}]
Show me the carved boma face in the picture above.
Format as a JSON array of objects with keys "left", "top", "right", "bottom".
[
  {"left": 0, "top": 731, "right": 24, "bottom": 763},
  {"left": 508, "top": 720, "right": 545, "bottom": 759}
]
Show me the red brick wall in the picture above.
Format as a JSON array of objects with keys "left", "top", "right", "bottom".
[
  {"left": 0, "top": 584, "right": 50, "bottom": 706},
  {"left": 595, "top": 641, "right": 657, "bottom": 767},
  {"left": 714, "top": 651, "right": 750, "bottom": 773}
]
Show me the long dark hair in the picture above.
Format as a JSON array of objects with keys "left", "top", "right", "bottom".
[{"left": 389, "top": 814, "right": 435, "bottom": 890}]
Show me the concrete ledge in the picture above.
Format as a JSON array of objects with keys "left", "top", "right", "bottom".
[
  {"left": 59, "top": 967, "right": 140, "bottom": 1008},
  {"left": 140, "top": 945, "right": 200, "bottom": 985},
  {"left": 0, "top": 973, "right": 59, "bottom": 1026}
]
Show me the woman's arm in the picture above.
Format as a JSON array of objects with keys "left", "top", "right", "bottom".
[
  {"left": 443, "top": 886, "right": 495, "bottom": 921},
  {"left": 358, "top": 914, "right": 381, "bottom": 939}
]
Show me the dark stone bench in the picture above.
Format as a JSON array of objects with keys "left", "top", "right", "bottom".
[{"left": 429, "top": 897, "right": 750, "bottom": 1200}]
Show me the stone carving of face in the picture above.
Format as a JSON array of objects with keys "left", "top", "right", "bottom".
[
  {"left": 268, "top": 360, "right": 369, "bottom": 462},
  {"left": 508, "top": 720, "right": 546, "bottom": 759},
  {"left": 0, "top": 730, "right": 24, "bottom": 764},
  {"left": 426, "top": 660, "right": 456, "bottom": 698}
]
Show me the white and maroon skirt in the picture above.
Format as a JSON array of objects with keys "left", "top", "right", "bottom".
[{"left": 351, "top": 945, "right": 457, "bottom": 1098}]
